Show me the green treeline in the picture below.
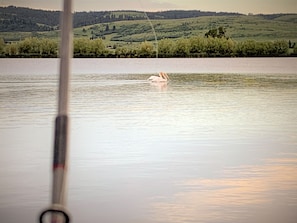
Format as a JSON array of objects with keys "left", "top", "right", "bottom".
[
  {"left": 0, "top": 6, "right": 241, "bottom": 32},
  {"left": 1, "top": 37, "right": 296, "bottom": 58}
]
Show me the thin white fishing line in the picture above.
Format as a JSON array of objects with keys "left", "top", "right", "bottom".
[{"left": 138, "top": 0, "right": 159, "bottom": 59}]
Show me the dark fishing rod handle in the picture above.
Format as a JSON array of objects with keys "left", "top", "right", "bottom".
[{"left": 39, "top": 206, "right": 70, "bottom": 223}]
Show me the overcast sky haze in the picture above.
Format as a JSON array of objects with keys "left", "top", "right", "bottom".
[{"left": 0, "top": 0, "right": 296, "bottom": 14}]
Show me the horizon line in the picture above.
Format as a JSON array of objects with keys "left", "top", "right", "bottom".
[{"left": 1, "top": 5, "right": 297, "bottom": 15}]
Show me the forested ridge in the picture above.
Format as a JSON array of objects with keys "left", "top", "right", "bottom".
[
  {"left": 0, "top": 6, "right": 60, "bottom": 32},
  {"left": 0, "top": 5, "right": 294, "bottom": 32}
]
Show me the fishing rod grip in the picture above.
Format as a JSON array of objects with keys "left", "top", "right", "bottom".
[
  {"left": 51, "top": 115, "right": 69, "bottom": 214},
  {"left": 53, "top": 115, "right": 69, "bottom": 169}
]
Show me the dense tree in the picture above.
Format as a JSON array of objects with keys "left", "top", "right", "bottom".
[
  {"left": 205, "top": 27, "right": 227, "bottom": 38},
  {"left": 294, "top": 44, "right": 297, "bottom": 55},
  {"left": 215, "top": 37, "right": 235, "bottom": 56},
  {"left": 4, "top": 42, "right": 19, "bottom": 56},
  {"left": 205, "top": 37, "right": 219, "bottom": 56},
  {"left": 0, "top": 38, "right": 5, "bottom": 55},
  {"left": 189, "top": 37, "right": 206, "bottom": 57},
  {"left": 158, "top": 38, "right": 175, "bottom": 57},
  {"left": 2, "top": 37, "right": 58, "bottom": 57},
  {"left": 137, "top": 41, "right": 154, "bottom": 57},
  {"left": 74, "top": 38, "right": 91, "bottom": 56},
  {"left": 205, "top": 28, "right": 218, "bottom": 38},
  {"left": 40, "top": 39, "right": 58, "bottom": 57},
  {"left": 105, "top": 24, "right": 110, "bottom": 32},
  {"left": 90, "top": 38, "right": 107, "bottom": 56},
  {"left": 235, "top": 40, "right": 289, "bottom": 57},
  {"left": 218, "top": 27, "right": 226, "bottom": 38},
  {"left": 18, "top": 37, "right": 40, "bottom": 55},
  {"left": 270, "top": 40, "right": 289, "bottom": 56},
  {"left": 236, "top": 40, "right": 258, "bottom": 56},
  {"left": 174, "top": 39, "right": 190, "bottom": 57},
  {"left": 115, "top": 47, "right": 136, "bottom": 58},
  {"left": 73, "top": 38, "right": 107, "bottom": 57}
]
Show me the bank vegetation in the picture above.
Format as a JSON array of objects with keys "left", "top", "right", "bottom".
[{"left": 1, "top": 36, "right": 296, "bottom": 58}]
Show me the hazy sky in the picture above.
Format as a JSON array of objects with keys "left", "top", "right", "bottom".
[{"left": 0, "top": 0, "right": 296, "bottom": 14}]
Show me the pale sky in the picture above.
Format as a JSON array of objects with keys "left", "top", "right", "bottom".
[{"left": 0, "top": 0, "right": 296, "bottom": 14}]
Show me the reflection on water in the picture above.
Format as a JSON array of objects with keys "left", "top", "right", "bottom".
[
  {"left": 149, "top": 81, "right": 168, "bottom": 91},
  {"left": 0, "top": 65, "right": 297, "bottom": 223},
  {"left": 153, "top": 155, "right": 297, "bottom": 223}
]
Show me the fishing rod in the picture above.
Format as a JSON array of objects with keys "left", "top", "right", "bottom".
[{"left": 39, "top": 0, "right": 73, "bottom": 222}]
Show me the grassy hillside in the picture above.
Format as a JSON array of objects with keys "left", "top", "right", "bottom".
[
  {"left": 1, "top": 14, "right": 296, "bottom": 45},
  {"left": 0, "top": 6, "right": 242, "bottom": 31},
  {"left": 71, "top": 14, "right": 297, "bottom": 49},
  {"left": 0, "top": 7, "right": 296, "bottom": 47}
]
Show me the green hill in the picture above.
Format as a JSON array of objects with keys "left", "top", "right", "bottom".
[
  {"left": 88, "top": 15, "right": 297, "bottom": 43},
  {"left": 0, "top": 6, "right": 296, "bottom": 44},
  {"left": 0, "top": 6, "right": 241, "bottom": 32}
]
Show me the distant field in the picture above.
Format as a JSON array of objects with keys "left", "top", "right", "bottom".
[
  {"left": 1, "top": 14, "right": 297, "bottom": 48},
  {"left": 78, "top": 14, "right": 297, "bottom": 49}
]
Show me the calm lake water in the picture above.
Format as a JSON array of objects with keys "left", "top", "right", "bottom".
[{"left": 0, "top": 58, "right": 297, "bottom": 223}]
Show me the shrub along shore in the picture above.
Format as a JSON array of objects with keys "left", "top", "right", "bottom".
[{"left": 1, "top": 37, "right": 296, "bottom": 58}]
